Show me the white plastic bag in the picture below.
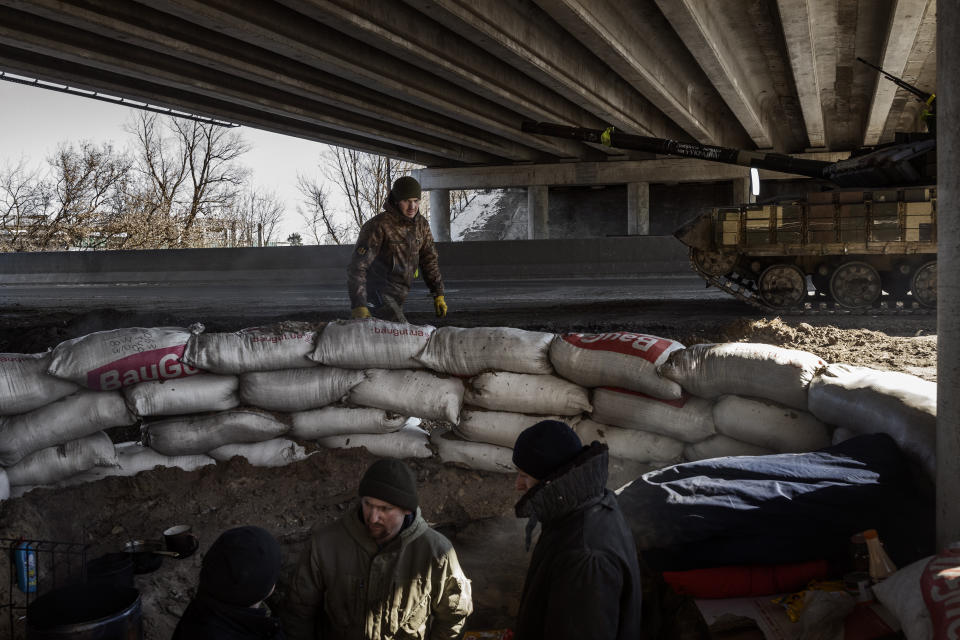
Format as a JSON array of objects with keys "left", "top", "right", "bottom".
[
  {"left": 575, "top": 418, "right": 684, "bottom": 462},
  {"left": 182, "top": 322, "right": 320, "bottom": 373},
  {"left": 290, "top": 406, "right": 407, "bottom": 439},
  {"left": 433, "top": 432, "right": 516, "bottom": 473},
  {"left": 0, "top": 390, "right": 135, "bottom": 467},
  {"left": 317, "top": 424, "right": 432, "bottom": 459},
  {"left": 348, "top": 369, "right": 464, "bottom": 424},
  {"left": 713, "top": 395, "right": 832, "bottom": 453},
  {"left": 240, "top": 367, "right": 365, "bottom": 412},
  {"left": 47, "top": 325, "right": 202, "bottom": 390},
  {"left": 416, "top": 326, "right": 554, "bottom": 376},
  {"left": 464, "top": 372, "right": 591, "bottom": 416},
  {"left": 123, "top": 374, "right": 239, "bottom": 416},
  {"left": 208, "top": 438, "right": 311, "bottom": 467},
  {"left": 658, "top": 342, "right": 826, "bottom": 410},
  {"left": 590, "top": 387, "right": 716, "bottom": 443},
  {"left": 142, "top": 409, "right": 290, "bottom": 456},
  {"left": 549, "top": 332, "right": 684, "bottom": 399},
  {"left": 310, "top": 319, "right": 433, "bottom": 369},
  {"left": 683, "top": 434, "right": 775, "bottom": 462},
  {"left": 0, "top": 352, "right": 79, "bottom": 415},
  {"left": 454, "top": 409, "right": 578, "bottom": 449},
  {"left": 6, "top": 432, "right": 118, "bottom": 487}
]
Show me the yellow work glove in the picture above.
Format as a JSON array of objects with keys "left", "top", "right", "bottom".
[
  {"left": 352, "top": 306, "right": 371, "bottom": 319},
  {"left": 434, "top": 295, "right": 448, "bottom": 318}
]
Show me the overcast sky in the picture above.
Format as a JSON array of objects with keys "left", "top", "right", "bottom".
[{"left": 0, "top": 79, "right": 331, "bottom": 242}]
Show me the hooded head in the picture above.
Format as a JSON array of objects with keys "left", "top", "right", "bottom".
[
  {"left": 198, "top": 526, "right": 281, "bottom": 607},
  {"left": 512, "top": 420, "right": 584, "bottom": 480}
]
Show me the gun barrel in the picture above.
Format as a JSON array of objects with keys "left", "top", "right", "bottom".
[{"left": 856, "top": 57, "right": 934, "bottom": 104}]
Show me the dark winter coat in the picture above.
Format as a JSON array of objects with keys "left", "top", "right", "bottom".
[
  {"left": 514, "top": 442, "right": 643, "bottom": 640},
  {"left": 346, "top": 200, "right": 443, "bottom": 309},
  {"left": 172, "top": 594, "right": 285, "bottom": 640}
]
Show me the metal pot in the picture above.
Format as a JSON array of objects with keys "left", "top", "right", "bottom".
[{"left": 122, "top": 540, "right": 176, "bottom": 574}]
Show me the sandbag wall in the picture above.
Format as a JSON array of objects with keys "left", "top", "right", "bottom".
[{"left": 0, "top": 320, "right": 938, "bottom": 499}]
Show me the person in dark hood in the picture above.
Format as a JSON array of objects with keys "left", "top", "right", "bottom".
[
  {"left": 347, "top": 176, "right": 447, "bottom": 323},
  {"left": 511, "top": 420, "right": 643, "bottom": 640},
  {"left": 172, "top": 525, "right": 284, "bottom": 640}
]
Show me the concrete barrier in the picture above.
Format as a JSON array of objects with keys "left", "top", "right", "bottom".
[{"left": 0, "top": 237, "right": 689, "bottom": 285}]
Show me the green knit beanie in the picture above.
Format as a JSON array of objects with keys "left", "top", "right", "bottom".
[
  {"left": 391, "top": 176, "right": 422, "bottom": 201},
  {"left": 358, "top": 459, "right": 419, "bottom": 512}
]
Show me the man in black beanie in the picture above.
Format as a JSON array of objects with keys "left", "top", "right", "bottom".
[
  {"left": 172, "top": 525, "right": 284, "bottom": 640},
  {"left": 283, "top": 458, "right": 472, "bottom": 639},
  {"left": 347, "top": 175, "right": 448, "bottom": 323},
  {"left": 512, "top": 420, "right": 643, "bottom": 640}
]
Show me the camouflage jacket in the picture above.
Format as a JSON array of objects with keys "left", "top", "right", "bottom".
[{"left": 346, "top": 201, "right": 443, "bottom": 309}]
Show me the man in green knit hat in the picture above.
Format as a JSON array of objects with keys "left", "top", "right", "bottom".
[{"left": 347, "top": 176, "right": 448, "bottom": 323}]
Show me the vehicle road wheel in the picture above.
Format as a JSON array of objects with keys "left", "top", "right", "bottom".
[
  {"left": 829, "top": 261, "right": 881, "bottom": 308},
  {"left": 692, "top": 248, "right": 739, "bottom": 277},
  {"left": 911, "top": 261, "right": 937, "bottom": 308},
  {"left": 758, "top": 264, "right": 807, "bottom": 309}
]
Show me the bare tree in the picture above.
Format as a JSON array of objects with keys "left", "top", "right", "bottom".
[
  {"left": 231, "top": 187, "right": 285, "bottom": 246},
  {"left": 296, "top": 172, "right": 346, "bottom": 245},
  {"left": 0, "top": 159, "right": 49, "bottom": 251},
  {"left": 450, "top": 189, "right": 479, "bottom": 221}
]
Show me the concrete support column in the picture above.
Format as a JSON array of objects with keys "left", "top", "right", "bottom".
[
  {"left": 731, "top": 176, "right": 755, "bottom": 204},
  {"left": 627, "top": 182, "right": 650, "bottom": 235},
  {"left": 429, "top": 189, "right": 451, "bottom": 242},
  {"left": 528, "top": 185, "right": 549, "bottom": 239},
  {"left": 937, "top": 1, "right": 960, "bottom": 550}
]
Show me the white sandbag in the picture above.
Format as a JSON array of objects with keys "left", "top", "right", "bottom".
[
  {"left": 47, "top": 325, "right": 203, "bottom": 390},
  {"left": 683, "top": 434, "right": 775, "bottom": 462},
  {"left": 182, "top": 322, "right": 320, "bottom": 373},
  {"left": 142, "top": 409, "right": 290, "bottom": 456},
  {"left": 290, "top": 406, "right": 407, "bottom": 439},
  {"left": 317, "top": 424, "right": 432, "bottom": 459},
  {"left": 433, "top": 433, "right": 516, "bottom": 473},
  {"left": 0, "top": 352, "right": 80, "bottom": 415},
  {"left": 454, "top": 409, "right": 579, "bottom": 449},
  {"left": 713, "top": 395, "right": 832, "bottom": 453},
  {"left": 57, "top": 442, "right": 216, "bottom": 486},
  {"left": 416, "top": 326, "right": 554, "bottom": 376},
  {"left": 0, "top": 390, "right": 135, "bottom": 467},
  {"left": 590, "top": 387, "right": 716, "bottom": 443},
  {"left": 123, "top": 374, "right": 239, "bottom": 416},
  {"left": 575, "top": 418, "right": 684, "bottom": 463},
  {"left": 657, "top": 342, "right": 826, "bottom": 410},
  {"left": 0, "top": 468, "right": 8, "bottom": 501},
  {"left": 348, "top": 369, "right": 464, "bottom": 424},
  {"left": 831, "top": 426, "right": 857, "bottom": 445},
  {"left": 240, "top": 367, "right": 365, "bottom": 412},
  {"left": 208, "top": 438, "right": 311, "bottom": 467},
  {"left": 6, "top": 432, "right": 118, "bottom": 486},
  {"left": 549, "top": 332, "right": 684, "bottom": 399},
  {"left": 309, "top": 319, "right": 434, "bottom": 369},
  {"left": 464, "top": 372, "right": 591, "bottom": 416},
  {"left": 807, "top": 363, "right": 936, "bottom": 478}
]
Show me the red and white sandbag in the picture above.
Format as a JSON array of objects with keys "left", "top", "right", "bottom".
[
  {"left": 575, "top": 418, "right": 684, "bottom": 463},
  {"left": 309, "top": 319, "right": 434, "bottom": 369},
  {"left": 657, "top": 342, "right": 826, "bottom": 410},
  {"left": 464, "top": 372, "right": 591, "bottom": 416},
  {"left": 317, "top": 424, "right": 432, "bottom": 459},
  {"left": 240, "top": 367, "right": 365, "bottom": 412},
  {"left": 208, "top": 438, "right": 311, "bottom": 467},
  {"left": 808, "top": 363, "right": 936, "bottom": 479},
  {"left": 921, "top": 543, "right": 960, "bottom": 639},
  {"left": 433, "top": 432, "right": 516, "bottom": 473},
  {"left": 683, "top": 434, "right": 775, "bottom": 462},
  {"left": 454, "top": 408, "right": 578, "bottom": 449},
  {"left": 713, "top": 395, "right": 832, "bottom": 453},
  {"left": 6, "top": 432, "right": 118, "bottom": 487},
  {"left": 142, "top": 409, "right": 290, "bottom": 456},
  {"left": 416, "top": 326, "right": 554, "bottom": 376},
  {"left": 549, "top": 332, "right": 684, "bottom": 399},
  {"left": 0, "top": 352, "right": 80, "bottom": 415},
  {"left": 47, "top": 325, "right": 203, "bottom": 391},
  {"left": 590, "top": 387, "right": 716, "bottom": 443},
  {"left": 0, "top": 390, "right": 135, "bottom": 467},
  {"left": 290, "top": 407, "right": 407, "bottom": 439},
  {"left": 181, "top": 322, "right": 320, "bottom": 373},
  {"left": 123, "top": 374, "right": 239, "bottom": 416},
  {"left": 348, "top": 369, "right": 464, "bottom": 424}
]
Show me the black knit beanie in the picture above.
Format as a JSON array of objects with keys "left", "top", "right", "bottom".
[
  {"left": 198, "top": 526, "right": 281, "bottom": 607},
  {"left": 358, "top": 459, "right": 419, "bottom": 512},
  {"left": 512, "top": 420, "right": 584, "bottom": 479},
  {"left": 390, "top": 176, "right": 421, "bottom": 201}
]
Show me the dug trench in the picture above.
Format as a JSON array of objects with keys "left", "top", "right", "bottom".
[{"left": 0, "top": 308, "right": 938, "bottom": 638}]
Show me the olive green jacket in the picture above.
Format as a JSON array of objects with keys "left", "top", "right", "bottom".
[
  {"left": 346, "top": 201, "right": 444, "bottom": 309},
  {"left": 282, "top": 506, "right": 472, "bottom": 640}
]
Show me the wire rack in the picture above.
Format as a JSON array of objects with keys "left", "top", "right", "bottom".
[{"left": 1, "top": 538, "right": 89, "bottom": 640}]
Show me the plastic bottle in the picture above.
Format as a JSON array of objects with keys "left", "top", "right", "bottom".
[
  {"left": 862, "top": 529, "right": 896, "bottom": 583},
  {"left": 14, "top": 541, "right": 37, "bottom": 593}
]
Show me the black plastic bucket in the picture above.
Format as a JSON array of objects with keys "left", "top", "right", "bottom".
[
  {"left": 86, "top": 553, "right": 135, "bottom": 590},
  {"left": 26, "top": 585, "right": 142, "bottom": 640}
]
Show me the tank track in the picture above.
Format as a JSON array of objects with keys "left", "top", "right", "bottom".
[{"left": 687, "top": 251, "right": 934, "bottom": 315}]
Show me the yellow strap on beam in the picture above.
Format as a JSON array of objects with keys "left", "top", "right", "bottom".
[{"left": 600, "top": 127, "right": 614, "bottom": 146}]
